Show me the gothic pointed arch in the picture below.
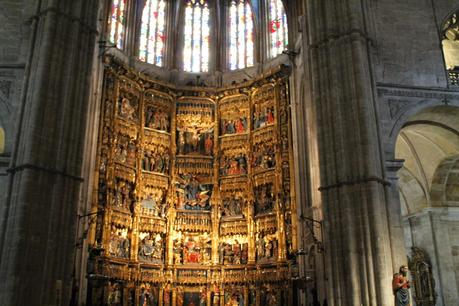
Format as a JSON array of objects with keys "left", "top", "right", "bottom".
[
  {"left": 227, "top": 0, "right": 255, "bottom": 70},
  {"left": 266, "top": 0, "right": 288, "bottom": 58},
  {"left": 138, "top": 0, "right": 168, "bottom": 66},
  {"left": 182, "top": 0, "right": 212, "bottom": 72},
  {"left": 108, "top": 0, "right": 128, "bottom": 49}
]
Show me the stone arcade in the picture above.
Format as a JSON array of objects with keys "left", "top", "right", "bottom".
[{"left": 0, "top": 1, "right": 458, "bottom": 306}]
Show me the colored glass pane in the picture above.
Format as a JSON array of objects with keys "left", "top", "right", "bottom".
[
  {"left": 268, "top": 0, "right": 288, "bottom": 58},
  {"left": 183, "top": 0, "right": 210, "bottom": 72},
  {"left": 108, "top": 0, "right": 127, "bottom": 49},
  {"left": 139, "top": 0, "right": 167, "bottom": 66},
  {"left": 229, "top": 0, "right": 254, "bottom": 70}
]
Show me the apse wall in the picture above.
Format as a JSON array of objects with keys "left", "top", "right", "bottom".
[{"left": 87, "top": 56, "right": 298, "bottom": 305}]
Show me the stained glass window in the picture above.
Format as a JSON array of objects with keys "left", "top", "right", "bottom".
[
  {"left": 183, "top": 0, "right": 210, "bottom": 72},
  {"left": 139, "top": 0, "right": 167, "bottom": 66},
  {"left": 108, "top": 0, "right": 127, "bottom": 49},
  {"left": 268, "top": 0, "right": 288, "bottom": 58},
  {"left": 229, "top": 0, "right": 254, "bottom": 70}
]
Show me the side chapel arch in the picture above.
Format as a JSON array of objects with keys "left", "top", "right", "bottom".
[{"left": 394, "top": 105, "right": 459, "bottom": 305}]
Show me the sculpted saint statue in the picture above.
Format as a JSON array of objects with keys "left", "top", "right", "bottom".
[{"left": 392, "top": 265, "right": 410, "bottom": 306}]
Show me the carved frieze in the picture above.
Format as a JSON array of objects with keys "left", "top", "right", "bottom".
[{"left": 377, "top": 85, "right": 459, "bottom": 119}]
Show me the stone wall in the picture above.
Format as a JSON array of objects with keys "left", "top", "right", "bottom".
[
  {"left": 373, "top": 0, "right": 450, "bottom": 87},
  {"left": 0, "top": 0, "right": 31, "bottom": 275}
]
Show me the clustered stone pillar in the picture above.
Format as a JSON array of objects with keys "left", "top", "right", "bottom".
[
  {"left": 385, "top": 159, "right": 407, "bottom": 271},
  {"left": 0, "top": 1, "right": 99, "bottom": 305},
  {"left": 304, "top": 0, "right": 405, "bottom": 305}
]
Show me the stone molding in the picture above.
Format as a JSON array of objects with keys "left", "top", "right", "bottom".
[
  {"left": 318, "top": 175, "right": 390, "bottom": 191},
  {"left": 6, "top": 163, "right": 84, "bottom": 182},
  {"left": 402, "top": 206, "right": 459, "bottom": 221},
  {"left": 378, "top": 84, "right": 459, "bottom": 120}
]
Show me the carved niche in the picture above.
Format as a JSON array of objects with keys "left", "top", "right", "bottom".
[{"left": 409, "top": 247, "right": 437, "bottom": 306}]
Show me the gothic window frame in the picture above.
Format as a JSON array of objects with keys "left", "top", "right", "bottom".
[
  {"left": 136, "top": 0, "right": 169, "bottom": 66},
  {"left": 107, "top": 0, "right": 130, "bottom": 50},
  {"left": 226, "top": 0, "right": 257, "bottom": 71},
  {"left": 441, "top": 10, "right": 459, "bottom": 87},
  {"left": 180, "top": 0, "right": 214, "bottom": 73},
  {"left": 104, "top": 0, "right": 291, "bottom": 73},
  {"left": 266, "top": 0, "right": 288, "bottom": 59}
]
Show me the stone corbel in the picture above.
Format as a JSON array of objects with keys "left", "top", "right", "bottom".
[{"left": 385, "top": 159, "right": 405, "bottom": 182}]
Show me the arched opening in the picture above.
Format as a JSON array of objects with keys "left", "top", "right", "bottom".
[
  {"left": 395, "top": 105, "right": 459, "bottom": 305},
  {"left": 442, "top": 10, "right": 459, "bottom": 86}
]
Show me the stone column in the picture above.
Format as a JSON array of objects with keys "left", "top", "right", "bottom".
[
  {"left": 385, "top": 159, "right": 407, "bottom": 271},
  {"left": 304, "top": 0, "right": 395, "bottom": 305},
  {"left": 0, "top": 1, "right": 99, "bottom": 305}
]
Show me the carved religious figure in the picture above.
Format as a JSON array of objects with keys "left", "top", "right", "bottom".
[
  {"left": 205, "top": 134, "right": 213, "bottom": 155},
  {"left": 392, "top": 266, "right": 411, "bottom": 306},
  {"left": 138, "top": 233, "right": 164, "bottom": 263},
  {"left": 249, "top": 288, "right": 256, "bottom": 306},
  {"left": 118, "top": 94, "right": 139, "bottom": 122},
  {"left": 212, "top": 284, "right": 220, "bottom": 306},
  {"left": 176, "top": 287, "right": 184, "bottom": 306},
  {"left": 108, "top": 226, "right": 130, "bottom": 258},
  {"left": 172, "top": 234, "right": 212, "bottom": 265},
  {"left": 99, "top": 148, "right": 108, "bottom": 175},
  {"left": 184, "top": 237, "right": 200, "bottom": 263},
  {"left": 173, "top": 238, "right": 183, "bottom": 264},
  {"left": 163, "top": 284, "right": 172, "bottom": 306},
  {"left": 219, "top": 241, "right": 248, "bottom": 264},
  {"left": 113, "top": 178, "right": 134, "bottom": 210},
  {"left": 107, "top": 282, "right": 123, "bottom": 306},
  {"left": 176, "top": 127, "right": 213, "bottom": 156},
  {"left": 142, "top": 147, "right": 170, "bottom": 174},
  {"left": 221, "top": 116, "right": 248, "bottom": 135},
  {"left": 199, "top": 287, "right": 207, "bottom": 306},
  {"left": 176, "top": 175, "right": 212, "bottom": 210},
  {"left": 139, "top": 286, "right": 158, "bottom": 306},
  {"left": 145, "top": 105, "right": 170, "bottom": 132},
  {"left": 253, "top": 106, "right": 275, "bottom": 129},
  {"left": 251, "top": 143, "right": 275, "bottom": 171},
  {"left": 261, "top": 285, "right": 278, "bottom": 306},
  {"left": 254, "top": 184, "right": 275, "bottom": 215},
  {"left": 256, "top": 233, "right": 278, "bottom": 263},
  {"left": 141, "top": 190, "right": 167, "bottom": 217},
  {"left": 220, "top": 155, "right": 247, "bottom": 176},
  {"left": 221, "top": 197, "right": 244, "bottom": 217},
  {"left": 224, "top": 288, "right": 243, "bottom": 306},
  {"left": 114, "top": 133, "right": 137, "bottom": 168},
  {"left": 266, "top": 292, "right": 278, "bottom": 306}
]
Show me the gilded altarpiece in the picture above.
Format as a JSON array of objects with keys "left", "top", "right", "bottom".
[{"left": 88, "top": 58, "right": 298, "bottom": 306}]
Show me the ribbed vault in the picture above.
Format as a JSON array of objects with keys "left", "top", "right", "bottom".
[{"left": 395, "top": 106, "right": 459, "bottom": 215}]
